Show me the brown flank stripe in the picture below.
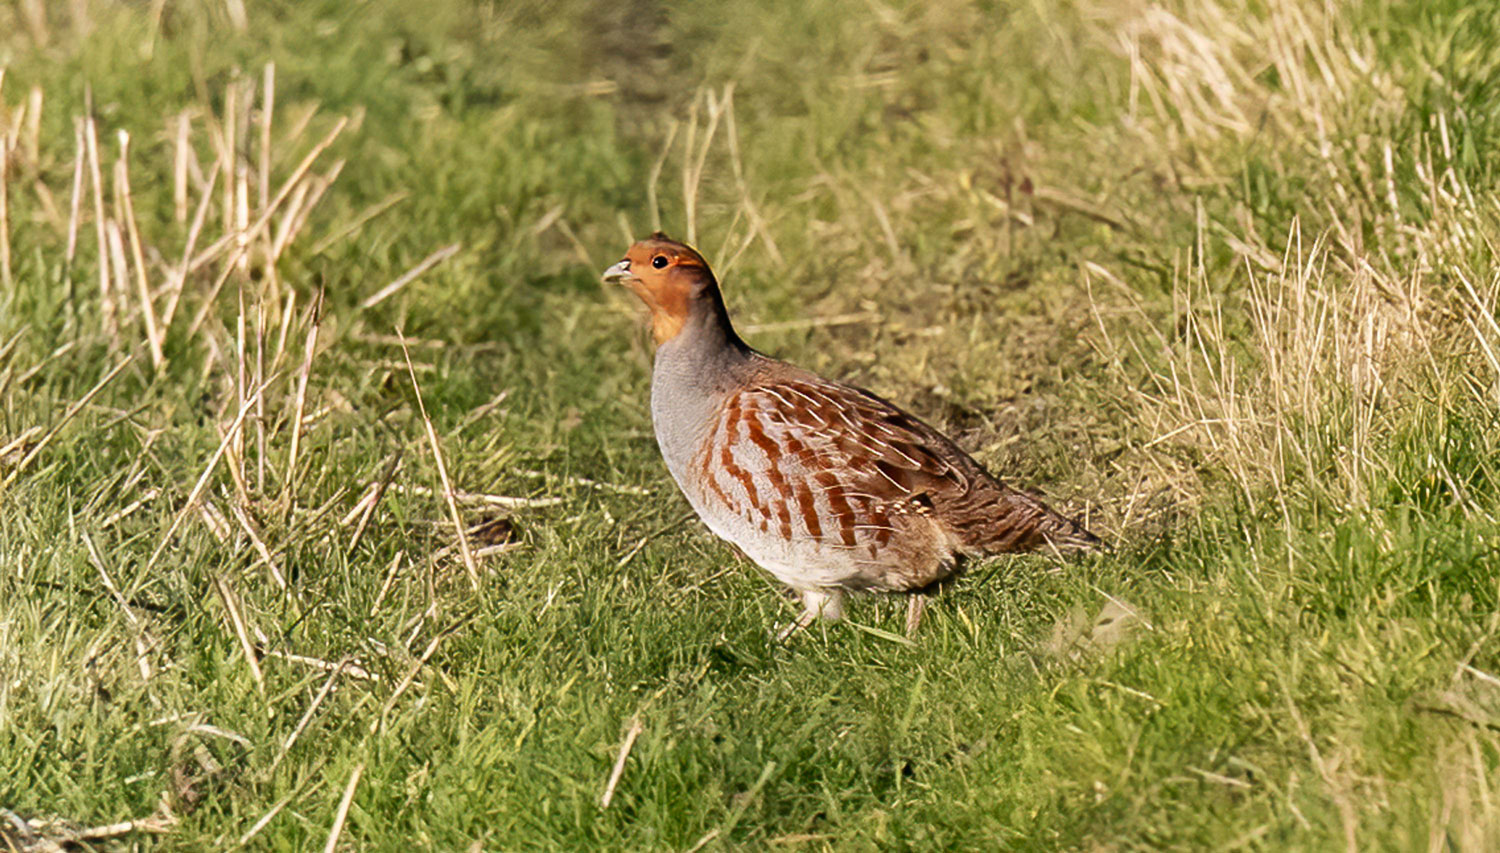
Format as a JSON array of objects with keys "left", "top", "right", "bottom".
[
  {"left": 719, "top": 399, "right": 761, "bottom": 512},
  {"left": 793, "top": 478, "right": 822, "bottom": 541},
  {"left": 813, "top": 470, "right": 858, "bottom": 547}
]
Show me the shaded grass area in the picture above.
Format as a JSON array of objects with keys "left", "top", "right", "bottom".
[{"left": 1, "top": 0, "right": 1499, "bottom": 848}]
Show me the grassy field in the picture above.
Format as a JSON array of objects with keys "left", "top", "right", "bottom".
[{"left": 1, "top": 0, "right": 1498, "bottom": 848}]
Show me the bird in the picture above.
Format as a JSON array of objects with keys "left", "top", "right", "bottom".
[{"left": 604, "top": 232, "right": 1101, "bottom": 639}]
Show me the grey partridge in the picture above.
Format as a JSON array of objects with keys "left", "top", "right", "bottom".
[{"left": 604, "top": 233, "right": 1101, "bottom": 639}]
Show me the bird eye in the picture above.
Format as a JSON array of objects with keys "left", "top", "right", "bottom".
[{"left": 651, "top": 255, "right": 669, "bottom": 269}]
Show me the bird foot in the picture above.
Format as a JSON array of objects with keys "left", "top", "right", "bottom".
[
  {"left": 774, "top": 589, "right": 844, "bottom": 642},
  {"left": 774, "top": 608, "right": 819, "bottom": 642}
]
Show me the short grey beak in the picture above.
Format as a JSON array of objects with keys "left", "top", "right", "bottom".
[{"left": 601, "top": 259, "right": 632, "bottom": 284}]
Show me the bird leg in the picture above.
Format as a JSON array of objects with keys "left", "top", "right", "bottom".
[
  {"left": 775, "top": 607, "right": 818, "bottom": 642},
  {"left": 905, "top": 594, "right": 927, "bottom": 636},
  {"left": 776, "top": 589, "right": 844, "bottom": 641}
]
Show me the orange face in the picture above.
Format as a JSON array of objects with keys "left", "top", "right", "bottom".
[{"left": 602, "top": 234, "right": 712, "bottom": 345}]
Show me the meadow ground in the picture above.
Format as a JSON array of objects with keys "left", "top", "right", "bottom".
[{"left": 1, "top": 0, "right": 1499, "bottom": 848}]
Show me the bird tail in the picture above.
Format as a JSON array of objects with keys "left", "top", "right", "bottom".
[
  {"left": 1038, "top": 510, "right": 1106, "bottom": 554},
  {"left": 974, "top": 486, "right": 1106, "bottom": 556}
]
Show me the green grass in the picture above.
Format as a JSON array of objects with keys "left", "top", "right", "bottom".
[{"left": 2, "top": 0, "right": 1499, "bottom": 848}]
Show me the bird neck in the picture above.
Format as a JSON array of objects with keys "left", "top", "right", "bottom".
[
  {"left": 654, "top": 275, "right": 749, "bottom": 353},
  {"left": 653, "top": 284, "right": 754, "bottom": 391},
  {"left": 650, "top": 292, "right": 754, "bottom": 488}
]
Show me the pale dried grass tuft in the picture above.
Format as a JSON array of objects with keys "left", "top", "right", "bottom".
[{"left": 1085, "top": 0, "right": 1499, "bottom": 520}]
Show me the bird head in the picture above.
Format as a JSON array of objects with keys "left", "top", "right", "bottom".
[{"left": 603, "top": 233, "right": 720, "bottom": 345}]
